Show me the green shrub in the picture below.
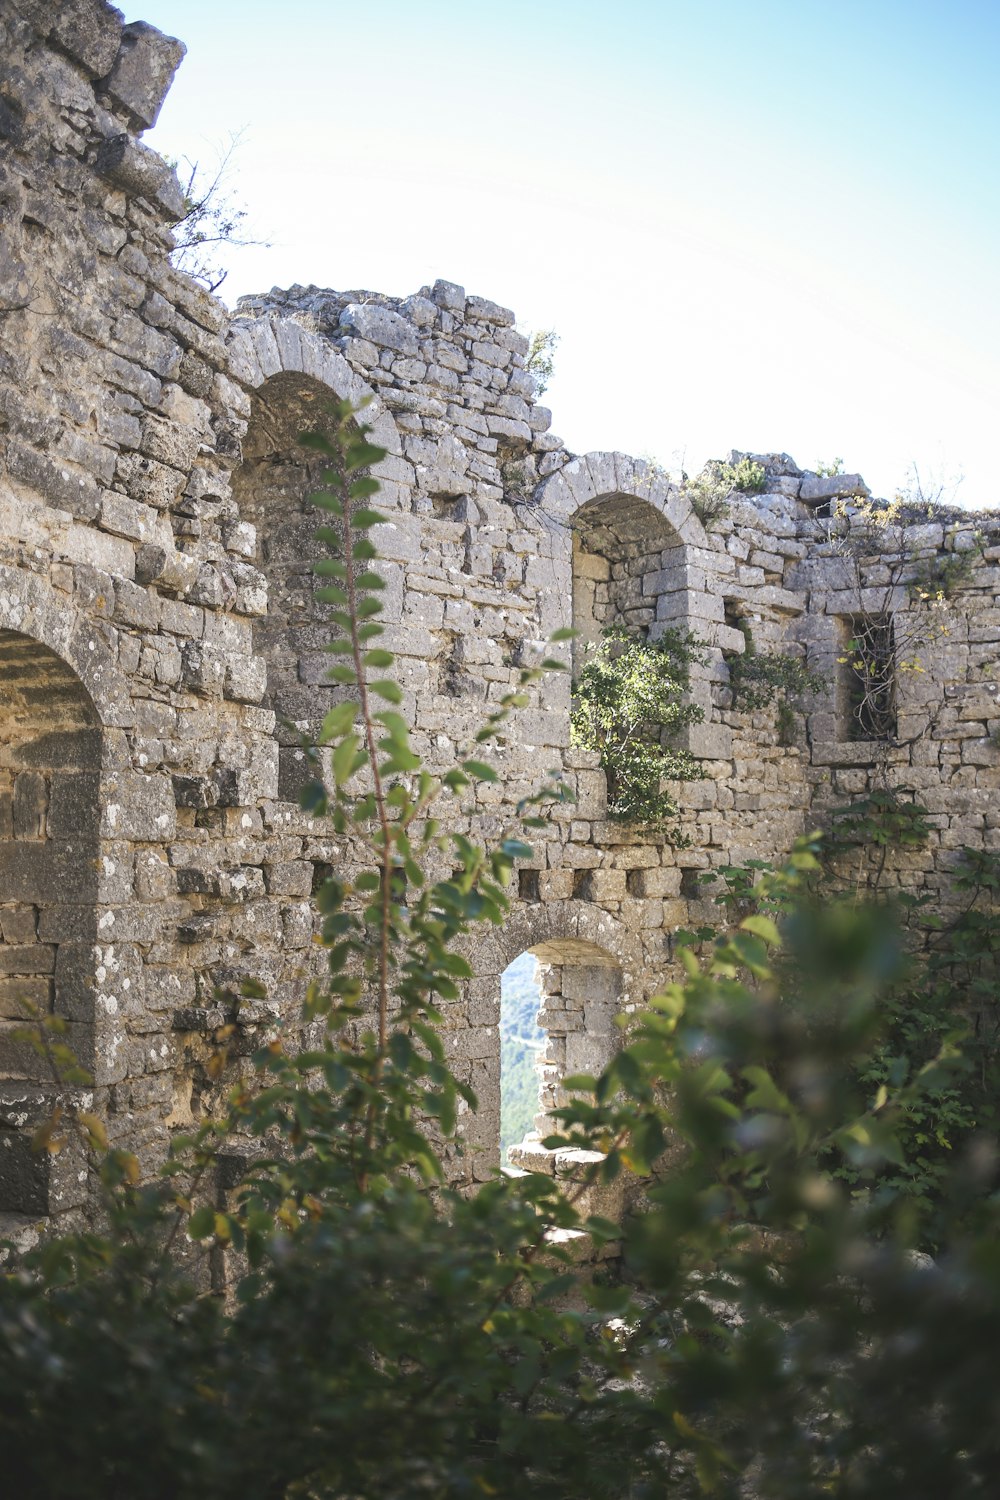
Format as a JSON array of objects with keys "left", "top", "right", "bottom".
[{"left": 570, "top": 625, "right": 706, "bottom": 827}]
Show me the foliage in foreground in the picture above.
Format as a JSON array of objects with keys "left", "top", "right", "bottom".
[{"left": 1, "top": 405, "right": 999, "bottom": 1498}]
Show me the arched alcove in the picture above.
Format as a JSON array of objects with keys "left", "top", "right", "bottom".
[
  {"left": 0, "top": 629, "right": 105, "bottom": 1217},
  {"left": 0, "top": 630, "right": 102, "bottom": 1081},
  {"left": 571, "top": 492, "right": 688, "bottom": 674}
]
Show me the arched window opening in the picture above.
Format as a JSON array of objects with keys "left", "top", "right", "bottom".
[
  {"left": 500, "top": 951, "right": 545, "bottom": 1161},
  {"left": 0, "top": 632, "right": 101, "bottom": 1076},
  {"left": 500, "top": 938, "right": 621, "bottom": 1165},
  {"left": 231, "top": 371, "right": 356, "bottom": 801},
  {"left": 0, "top": 631, "right": 102, "bottom": 1214},
  {"left": 571, "top": 494, "right": 685, "bottom": 677}
]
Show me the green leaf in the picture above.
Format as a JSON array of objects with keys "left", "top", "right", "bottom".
[
  {"left": 349, "top": 475, "right": 381, "bottom": 498},
  {"left": 375, "top": 711, "right": 409, "bottom": 741},
  {"left": 349, "top": 507, "right": 386, "bottom": 529},
  {"left": 462, "top": 760, "right": 498, "bottom": 783},
  {"left": 739, "top": 914, "right": 781, "bottom": 946},
  {"left": 318, "top": 702, "right": 358, "bottom": 743},
  {"left": 345, "top": 443, "right": 387, "bottom": 471},
  {"left": 332, "top": 734, "right": 360, "bottom": 787},
  {"left": 188, "top": 1205, "right": 215, "bottom": 1240},
  {"left": 370, "top": 679, "right": 402, "bottom": 704}
]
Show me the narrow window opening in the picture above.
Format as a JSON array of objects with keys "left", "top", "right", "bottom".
[
  {"left": 842, "top": 615, "right": 897, "bottom": 741},
  {"left": 518, "top": 868, "right": 540, "bottom": 903},
  {"left": 499, "top": 952, "right": 544, "bottom": 1162}
]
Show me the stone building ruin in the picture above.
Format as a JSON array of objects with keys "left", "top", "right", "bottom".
[{"left": 2, "top": 2, "right": 999, "bottom": 1230}]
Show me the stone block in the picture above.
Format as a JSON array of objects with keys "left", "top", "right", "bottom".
[
  {"left": 264, "top": 862, "right": 313, "bottom": 898},
  {"left": 49, "top": 1, "right": 124, "bottom": 78},
  {"left": 225, "top": 654, "right": 268, "bottom": 705},
  {"left": 99, "top": 20, "right": 186, "bottom": 131},
  {"left": 94, "top": 134, "right": 184, "bottom": 219},
  {"left": 0, "top": 841, "right": 99, "bottom": 905},
  {"left": 140, "top": 414, "right": 200, "bottom": 472},
  {"left": 0, "top": 975, "right": 51, "bottom": 1017},
  {"left": 0, "top": 1114, "right": 87, "bottom": 1214},
  {"left": 681, "top": 723, "right": 733, "bottom": 760},
  {"left": 100, "top": 491, "right": 169, "bottom": 546},
  {"left": 134, "top": 543, "right": 201, "bottom": 594},
  {"left": 47, "top": 773, "right": 101, "bottom": 837},
  {"left": 181, "top": 642, "right": 227, "bottom": 697},
  {"left": 115, "top": 453, "right": 186, "bottom": 509},
  {"left": 431, "top": 279, "right": 465, "bottom": 311},
  {"left": 12, "top": 772, "right": 47, "bottom": 839},
  {"left": 101, "top": 773, "right": 176, "bottom": 841},
  {"left": 338, "top": 303, "right": 418, "bottom": 356},
  {"left": 6, "top": 439, "right": 100, "bottom": 520}
]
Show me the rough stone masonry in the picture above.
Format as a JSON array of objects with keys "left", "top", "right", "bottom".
[{"left": 1, "top": 1, "right": 999, "bottom": 1233}]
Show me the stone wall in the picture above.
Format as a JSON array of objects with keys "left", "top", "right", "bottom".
[{"left": 1, "top": 2, "right": 998, "bottom": 1224}]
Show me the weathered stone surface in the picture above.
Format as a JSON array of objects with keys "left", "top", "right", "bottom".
[
  {"left": 338, "top": 303, "right": 419, "bottom": 356},
  {"left": 94, "top": 134, "right": 185, "bottom": 218},
  {"left": 50, "top": 1, "right": 124, "bottom": 78},
  {"left": 98, "top": 20, "right": 185, "bottom": 130},
  {"left": 798, "top": 472, "right": 870, "bottom": 504}
]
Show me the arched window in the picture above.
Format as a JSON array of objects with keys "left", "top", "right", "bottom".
[
  {"left": 571, "top": 493, "right": 687, "bottom": 675},
  {"left": 500, "top": 937, "right": 621, "bottom": 1164},
  {"left": 0, "top": 631, "right": 102, "bottom": 1214}
]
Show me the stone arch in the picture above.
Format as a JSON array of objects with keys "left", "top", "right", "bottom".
[
  {"left": 536, "top": 452, "right": 709, "bottom": 675},
  {"left": 0, "top": 563, "right": 135, "bottom": 729},
  {"left": 0, "top": 573, "right": 143, "bottom": 1216},
  {"left": 469, "top": 901, "right": 641, "bottom": 1170},
  {"left": 537, "top": 452, "right": 732, "bottom": 761},
  {"left": 225, "top": 319, "right": 408, "bottom": 799},
  {"left": 0, "top": 630, "right": 103, "bottom": 1215},
  {"left": 225, "top": 313, "right": 403, "bottom": 466}
]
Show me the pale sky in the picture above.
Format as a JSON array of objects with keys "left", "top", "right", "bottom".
[{"left": 140, "top": 0, "right": 999, "bottom": 508}]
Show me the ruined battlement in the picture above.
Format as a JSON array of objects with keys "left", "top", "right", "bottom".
[{"left": 1, "top": 4, "right": 998, "bottom": 1230}]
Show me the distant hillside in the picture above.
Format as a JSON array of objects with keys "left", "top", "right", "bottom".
[{"left": 500, "top": 952, "right": 545, "bottom": 1160}]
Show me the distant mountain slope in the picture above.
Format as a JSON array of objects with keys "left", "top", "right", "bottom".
[{"left": 500, "top": 952, "right": 545, "bottom": 1160}]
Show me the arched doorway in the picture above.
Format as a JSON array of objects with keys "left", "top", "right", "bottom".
[
  {"left": 499, "top": 936, "right": 622, "bottom": 1163},
  {"left": 0, "top": 630, "right": 103, "bottom": 1215}
]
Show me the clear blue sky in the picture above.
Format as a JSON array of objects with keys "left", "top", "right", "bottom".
[{"left": 141, "top": 0, "right": 999, "bottom": 507}]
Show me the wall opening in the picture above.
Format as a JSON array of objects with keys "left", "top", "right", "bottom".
[
  {"left": 0, "top": 631, "right": 102, "bottom": 1213},
  {"left": 840, "top": 614, "right": 897, "bottom": 741},
  {"left": 570, "top": 493, "right": 685, "bottom": 677},
  {"left": 499, "top": 951, "right": 545, "bottom": 1161},
  {"left": 500, "top": 937, "right": 622, "bottom": 1163},
  {"left": 231, "top": 371, "right": 356, "bottom": 800}
]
